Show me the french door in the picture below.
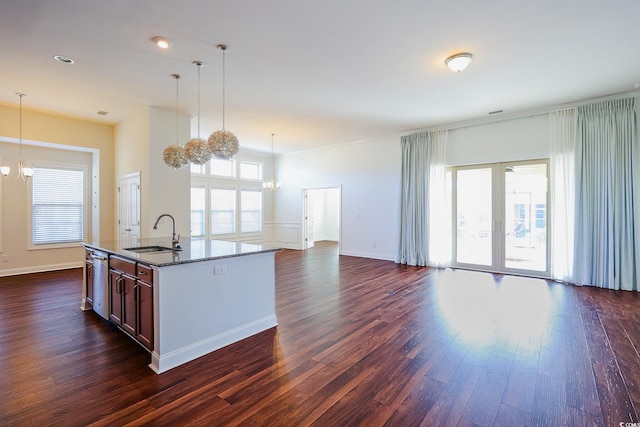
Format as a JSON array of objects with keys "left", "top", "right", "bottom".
[{"left": 450, "top": 160, "right": 549, "bottom": 276}]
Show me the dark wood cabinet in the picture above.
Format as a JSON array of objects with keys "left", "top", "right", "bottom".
[
  {"left": 84, "top": 250, "right": 94, "bottom": 307},
  {"left": 109, "top": 256, "right": 154, "bottom": 351},
  {"left": 136, "top": 280, "right": 153, "bottom": 349},
  {"left": 109, "top": 269, "right": 124, "bottom": 325},
  {"left": 121, "top": 274, "right": 138, "bottom": 337}
]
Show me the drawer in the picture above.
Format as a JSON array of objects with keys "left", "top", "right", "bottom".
[
  {"left": 136, "top": 263, "right": 154, "bottom": 284},
  {"left": 109, "top": 256, "right": 136, "bottom": 276}
]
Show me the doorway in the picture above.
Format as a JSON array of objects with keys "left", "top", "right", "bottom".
[
  {"left": 449, "top": 160, "right": 549, "bottom": 276},
  {"left": 117, "top": 172, "right": 141, "bottom": 247},
  {"left": 302, "top": 187, "right": 341, "bottom": 251}
]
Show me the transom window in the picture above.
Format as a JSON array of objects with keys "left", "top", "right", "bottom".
[{"left": 191, "top": 158, "right": 263, "bottom": 181}]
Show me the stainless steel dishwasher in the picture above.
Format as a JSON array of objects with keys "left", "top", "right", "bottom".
[{"left": 86, "top": 249, "right": 109, "bottom": 320}]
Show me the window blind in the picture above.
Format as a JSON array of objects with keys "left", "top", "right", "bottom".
[{"left": 32, "top": 167, "right": 84, "bottom": 244}]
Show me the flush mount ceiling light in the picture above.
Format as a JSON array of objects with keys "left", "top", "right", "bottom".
[
  {"left": 445, "top": 52, "right": 473, "bottom": 72},
  {"left": 1, "top": 93, "right": 34, "bottom": 181},
  {"left": 185, "top": 61, "right": 213, "bottom": 165},
  {"left": 53, "top": 55, "right": 74, "bottom": 64},
  {"left": 208, "top": 44, "right": 239, "bottom": 160},
  {"left": 151, "top": 36, "right": 172, "bottom": 49},
  {"left": 163, "top": 73, "right": 189, "bottom": 169}
]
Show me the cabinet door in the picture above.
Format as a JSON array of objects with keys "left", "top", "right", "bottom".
[
  {"left": 109, "top": 270, "right": 123, "bottom": 325},
  {"left": 121, "top": 275, "right": 137, "bottom": 337},
  {"left": 85, "top": 261, "right": 94, "bottom": 306},
  {"left": 136, "top": 281, "right": 153, "bottom": 350}
]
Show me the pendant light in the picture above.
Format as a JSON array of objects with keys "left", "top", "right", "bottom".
[
  {"left": 262, "top": 133, "right": 281, "bottom": 191},
  {"left": 1, "top": 93, "right": 34, "bottom": 180},
  {"left": 208, "top": 44, "right": 239, "bottom": 160},
  {"left": 163, "top": 74, "right": 189, "bottom": 169},
  {"left": 184, "top": 61, "right": 213, "bottom": 165}
]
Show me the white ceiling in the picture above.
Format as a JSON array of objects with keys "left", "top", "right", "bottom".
[{"left": 1, "top": 0, "right": 639, "bottom": 154}]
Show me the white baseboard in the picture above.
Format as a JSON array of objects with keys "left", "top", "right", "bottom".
[
  {"left": 340, "top": 250, "right": 396, "bottom": 262},
  {"left": 0, "top": 261, "right": 83, "bottom": 277},
  {"left": 149, "top": 315, "right": 278, "bottom": 374}
]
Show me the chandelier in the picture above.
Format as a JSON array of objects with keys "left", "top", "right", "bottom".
[
  {"left": 1, "top": 93, "right": 34, "bottom": 180},
  {"left": 184, "top": 61, "right": 213, "bottom": 165},
  {"left": 163, "top": 74, "right": 189, "bottom": 169},
  {"left": 208, "top": 44, "right": 239, "bottom": 160},
  {"left": 262, "top": 133, "right": 281, "bottom": 191}
]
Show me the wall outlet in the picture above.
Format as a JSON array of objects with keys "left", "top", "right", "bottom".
[
  {"left": 214, "top": 265, "right": 227, "bottom": 275},
  {"left": 0, "top": 254, "right": 7, "bottom": 262}
]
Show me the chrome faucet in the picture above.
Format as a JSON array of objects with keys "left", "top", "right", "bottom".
[{"left": 153, "top": 214, "right": 180, "bottom": 249}]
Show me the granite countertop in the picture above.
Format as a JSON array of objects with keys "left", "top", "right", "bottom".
[{"left": 83, "top": 237, "right": 280, "bottom": 267}]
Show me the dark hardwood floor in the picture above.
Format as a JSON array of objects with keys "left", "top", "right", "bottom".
[{"left": 1, "top": 241, "right": 639, "bottom": 426}]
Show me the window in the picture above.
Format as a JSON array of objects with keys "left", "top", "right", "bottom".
[
  {"left": 190, "top": 163, "right": 205, "bottom": 175},
  {"left": 191, "top": 186, "right": 205, "bottom": 236},
  {"left": 190, "top": 155, "right": 265, "bottom": 238},
  {"left": 32, "top": 166, "right": 85, "bottom": 245},
  {"left": 241, "top": 190, "right": 262, "bottom": 232},
  {"left": 191, "top": 158, "right": 236, "bottom": 177},
  {"left": 210, "top": 188, "right": 236, "bottom": 234},
  {"left": 239, "top": 162, "right": 262, "bottom": 180},
  {"left": 211, "top": 158, "right": 236, "bottom": 177}
]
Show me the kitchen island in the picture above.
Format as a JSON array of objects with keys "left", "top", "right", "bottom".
[{"left": 82, "top": 237, "right": 279, "bottom": 374}]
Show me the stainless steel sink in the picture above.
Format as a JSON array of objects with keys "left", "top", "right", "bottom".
[{"left": 124, "top": 245, "right": 181, "bottom": 253}]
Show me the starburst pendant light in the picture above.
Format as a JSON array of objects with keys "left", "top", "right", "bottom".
[
  {"left": 163, "top": 74, "right": 189, "bottom": 169},
  {"left": 262, "top": 133, "right": 281, "bottom": 191},
  {"left": 184, "top": 61, "right": 213, "bottom": 165},
  {"left": 208, "top": 44, "right": 239, "bottom": 160},
  {"left": 1, "top": 93, "right": 34, "bottom": 180}
]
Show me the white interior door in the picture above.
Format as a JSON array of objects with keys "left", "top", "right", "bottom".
[
  {"left": 118, "top": 173, "right": 141, "bottom": 246},
  {"left": 303, "top": 190, "right": 314, "bottom": 249}
]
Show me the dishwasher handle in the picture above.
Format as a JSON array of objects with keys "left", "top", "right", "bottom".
[{"left": 90, "top": 253, "right": 108, "bottom": 261}]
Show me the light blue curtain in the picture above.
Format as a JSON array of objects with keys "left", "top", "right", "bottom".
[
  {"left": 549, "top": 109, "right": 575, "bottom": 281},
  {"left": 427, "top": 130, "right": 449, "bottom": 266},
  {"left": 573, "top": 98, "right": 638, "bottom": 290},
  {"left": 396, "top": 130, "right": 447, "bottom": 266}
]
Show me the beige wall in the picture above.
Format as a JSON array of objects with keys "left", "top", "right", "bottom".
[
  {"left": 0, "top": 104, "right": 115, "bottom": 275},
  {"left": 115, "top": 106, "right": 191, "bottom": 239}
]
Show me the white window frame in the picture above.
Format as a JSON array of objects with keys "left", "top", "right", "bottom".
[
  {"left": 190, "top": 156, "right": 265, "bottom": 239},
  {"left": 447, "top": 159, "right": 550, "bottom": 277},
  {"left": 239, "top": 187, "right": 263, "bottom": 233},
  {"left": 27, "top": 161, "right": 90, "bottom": 250},
  {"left": 239, "top": 161, "right": 263, "bottom": 182},
  {"left": 210, "top": 184, "right": 238, "bottom": 236},
  {"left": 190, "top": 185, "right": 206, "bottom": 237}
]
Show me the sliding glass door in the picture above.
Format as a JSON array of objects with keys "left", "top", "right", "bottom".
[
  {"left": 450, "top": 160, "right": 549, "bottom": 276},
  {"left": 455, "top": 167, "right": 493, "bottom": 266},
  {"left": 503, "top": 163, "right": 548, "bottom": 272}
]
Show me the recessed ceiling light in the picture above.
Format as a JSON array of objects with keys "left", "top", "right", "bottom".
[
  {"left": 445, "top": 52, "right": 473, "bottom": 72},
  {"left": 53, "top": 55, "right": 74, "bottom": 64},
  {"left": 96, "top": 111, "right": 109, "bottom": 116},
  {"left": 151, "top": 36, "right": 172, "bottom": 49}
]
